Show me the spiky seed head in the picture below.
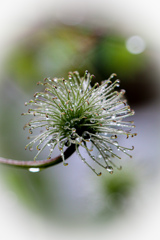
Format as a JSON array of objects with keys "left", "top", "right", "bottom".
[{"left": 22, "top": 71, "right": 136, "bottom": 176}]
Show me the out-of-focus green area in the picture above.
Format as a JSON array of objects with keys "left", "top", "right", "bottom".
[
  {"left": 5, "top": 25, "right": 156, "bottom": 105},
  {"left": 0, "top": 24, "right": 157, "bottom": 225}
]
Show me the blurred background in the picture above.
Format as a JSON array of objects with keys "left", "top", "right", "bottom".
[{"left": 0, "top": 0, "right": 159, "bottom": 239}]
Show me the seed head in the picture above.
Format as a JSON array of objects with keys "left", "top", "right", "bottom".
[{"left": 22, "top": 71, "right": 136, "bottom": 176}]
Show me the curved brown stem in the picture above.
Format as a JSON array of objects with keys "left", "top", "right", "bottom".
[{"left": 0, "top": 144, "right": 76, "bottom": 170}]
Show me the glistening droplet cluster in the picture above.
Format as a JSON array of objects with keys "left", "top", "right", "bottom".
[{"left": 22, "top": 71, "right": 136, "bottom": 176}]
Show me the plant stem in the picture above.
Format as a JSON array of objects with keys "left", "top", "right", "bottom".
[{"left": 0, "top": 144, "right": 76, "bottom": 170}]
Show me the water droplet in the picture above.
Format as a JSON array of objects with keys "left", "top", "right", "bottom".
[
  {"left": 76, "top": 137, "right": 82, "bottom": 143},
  {"left": 82, "top": 131, "right": 91, "bottom": 140},
  {"left": 64, "top": 121, "right": 70, "bottom": 129},
  {"left": 47, "top": 139, "right": 56, "bottom": 147},
  {"left": 110, "top": 73, "right": 117, "bottom": 79},
  {"left": 98, "top": 154, "right": 102, "bottom": 159},
  {"left": 59, "top": 139, "right": 66, "bottom": 148},
  {"left": 65, "top": 139, "right": 71, "bottom": 147},
  {"left": 50, "top": 148, "right": 53, "bottom": 153},
  {"left": 71, "top": 132, "right": 76, "bottom": 140},
  {"left": 113, "top": 141, "right": 118, "bottom": 146},
  {"left": 106, "top": 166, "right": 113, "bottom": 174},
  {"left": 97, "top": 172, "right": 102, "bottom": 176},
  {"left": 85, "top": 70, "right": 88, "bottom": 75},
  {"left": 71, "top": 128, "right": 76, "bottom": 132},
  {"left": 112, "top": 115, "right": 116, "bottom": 119},
  {"left": 63, "top": 163, "right": 68, "bottom": 166},
  {"left": 111, "top": 135, "right": 117, "bottom": 139},
  {"left": 121, "top": 89, "right": 126, "bottom": 94},
  {"left": 117, "top": 129, "right": 123, "bottom": 134},
  {"left": 90, "top": 119, "right": 95, "bottom": 124},
  {"left": 28, "top": 168, "right": 40, "bottom": 173},
  {"left": 131, "top": 110, "right": 135, "bottom": 115}
]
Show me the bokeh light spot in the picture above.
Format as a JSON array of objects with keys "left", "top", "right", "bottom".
[{"left": 126, "top": 35, "right": 146, "bottom": 54}]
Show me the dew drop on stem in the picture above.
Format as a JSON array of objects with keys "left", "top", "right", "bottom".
[
  {"left": 64, "top": 122, "right": 70, "bottom": 130},
  {"left": 106, "top": 166, "right": 113, "bottom": 174},
  {"left": 28, "top": 168, "right": 40, "bottom": 173}
]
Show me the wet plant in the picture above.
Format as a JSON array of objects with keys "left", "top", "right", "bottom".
[{"left": 0, "top": 71, "right": 136, "bottom": 176}]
